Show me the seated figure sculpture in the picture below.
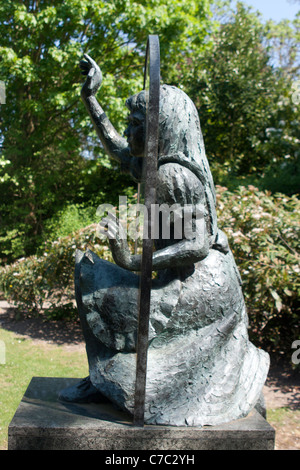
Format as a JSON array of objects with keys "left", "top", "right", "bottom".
[{"left": 59, "top": 54, "right": 270, "bottom": 426}]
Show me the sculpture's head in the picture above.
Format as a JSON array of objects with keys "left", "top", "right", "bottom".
[
  {"left": 125, "top": 85, "right": 204, "bottom": 159},
  {"left": 124, "top": 90, "right": 147, "bottom": 157},
  {"left": 126, "top": 85, "right": 217, "bottom": 239}
]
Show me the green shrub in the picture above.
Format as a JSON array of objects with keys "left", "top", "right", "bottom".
[
  {"left": 42, "top": 204, "right": 96, "bottom": 243},
  {"left": 216, "top": 185, "right": 299, "bottom": 355},
  {"left": 0, "top": 224, "right": 112, "bottom": 319},
  {"left": 214, "top": 156, "right": 300, "bottom": 197}
]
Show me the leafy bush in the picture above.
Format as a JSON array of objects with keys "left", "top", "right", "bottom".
[
  {"left": 0, "top": 224, "right": 112, "bottom": 320},
  {"left": 42, "top": 204, "right": 96, "bottom": 243},
  {"left": 214, "top": 155, "right": 300, "bottom": 197},
  {"left": 216, "top": 185, "right": 299, "bottom": 355}
]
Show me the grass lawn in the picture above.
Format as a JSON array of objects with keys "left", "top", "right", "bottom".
[
  {"left": 267, "top": 407, "right": 300, "bottom": 450},
  {"left": 0, "top": 327, "right": 88, "bottom": 450}
]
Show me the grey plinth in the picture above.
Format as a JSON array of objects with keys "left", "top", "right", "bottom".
[{"left": 8, "top": 377, "right": 275, "bottom": 450}]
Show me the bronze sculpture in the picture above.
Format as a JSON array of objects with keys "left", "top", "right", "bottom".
[{"left": 59, "top": 44, "right": 269, "bottom": 427}]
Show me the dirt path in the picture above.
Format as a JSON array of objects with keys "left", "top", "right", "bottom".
[{"left": 1, "top": 300, "right": 299, "bottom": 450}]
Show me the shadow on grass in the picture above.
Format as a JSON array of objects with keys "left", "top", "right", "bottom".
[{"left": 0, "top": 305, "right": 84, "bottom": 346}]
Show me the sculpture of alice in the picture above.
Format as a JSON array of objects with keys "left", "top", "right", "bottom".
[{"left": 59, "top": 54, "right": 269, "bottom": 426}]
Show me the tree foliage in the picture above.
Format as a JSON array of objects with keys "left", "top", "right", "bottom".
[
  {"left": 183, "top": 2, "right": 300, "bottom": 181},
  {"left": 0, "top": 0, "right": 211, "bottom": 262},
  {"left": 265, "top": 12, "right": 300, "bottom": 78}
]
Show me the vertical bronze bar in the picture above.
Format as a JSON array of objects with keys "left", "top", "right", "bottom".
[{"left": 133, "top": 35, "right": 160, "bottom": 427}]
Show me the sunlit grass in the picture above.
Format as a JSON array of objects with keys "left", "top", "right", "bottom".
[
  {"left": 0, "top": 327, "right": 88, "bottom": 450},
  {"left": 267, "top": 407, "right": 300, "bottom": 450}
]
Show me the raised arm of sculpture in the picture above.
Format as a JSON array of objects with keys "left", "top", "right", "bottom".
[{"left": 80, "top": 54, "right": 143, "bottom": 178}]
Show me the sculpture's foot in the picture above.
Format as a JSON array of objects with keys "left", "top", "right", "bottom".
[{"left": 58, "top": 376, "right": 109, "bottom": 404}]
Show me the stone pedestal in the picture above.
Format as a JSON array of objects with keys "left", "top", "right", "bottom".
[{"left": 8, "top": 377, "right": 275, "bottom": 450}]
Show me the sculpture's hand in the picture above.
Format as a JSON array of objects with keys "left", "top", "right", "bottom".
[
  {"left": 80, "top": 53, "right": 102, "bottom": 99},
  {"left": 101, "top": 214, "right": 135, "bottom": 270}
]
